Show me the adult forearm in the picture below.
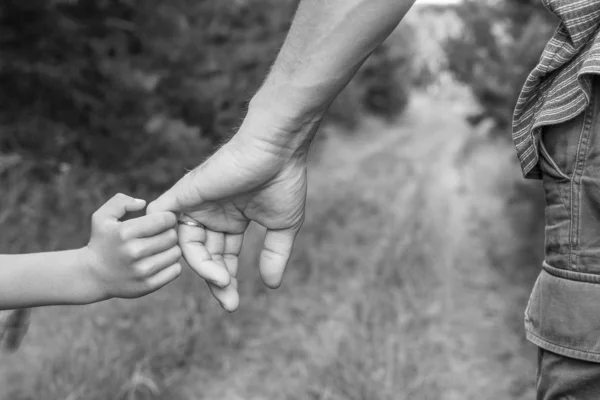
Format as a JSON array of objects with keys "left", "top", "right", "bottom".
[
  {"left": 0, "top": 249, "right": 103, "bottom": 309},
  {"left": 248, "top": 0, "right": 415, "bottom": 135}
]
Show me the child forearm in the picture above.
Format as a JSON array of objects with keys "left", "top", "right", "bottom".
[
  {"left": 0, "top": 249, "right": 104, "bottom": 309},
  {"left": 0, "top": 194, "right": 181, "bottom": 310}
]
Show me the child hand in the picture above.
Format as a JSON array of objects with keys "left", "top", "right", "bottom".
[{"left": 83, "top": 193, "right": 182, "bottom": 300}]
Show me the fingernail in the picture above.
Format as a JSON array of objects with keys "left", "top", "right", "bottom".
[{"left": 135, "top": 198, "right": 146, "bottom": 204}]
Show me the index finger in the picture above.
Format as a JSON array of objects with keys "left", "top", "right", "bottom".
[{"left": 121, "top": 212, "right": 177, "bottom": 239}]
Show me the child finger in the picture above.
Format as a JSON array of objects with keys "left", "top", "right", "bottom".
[
  {"left": 128, "top": 229, "right": 178, "bottom": 259},
  {"left": 94, "top": 193, "right": 146, "bottom": 221},
  {"left": 121, "top": 212, "right": 177, "bottom": 239},
  {"left": 144, "top": 263, "right": 183, "bottom": 292},
  {"left": 134, "top": 245, "right": 182, "bottom": 278}
]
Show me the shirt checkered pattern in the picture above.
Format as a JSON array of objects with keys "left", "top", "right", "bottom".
[{"left": 513, "top": 0, "right": 600, "bottom": 179}]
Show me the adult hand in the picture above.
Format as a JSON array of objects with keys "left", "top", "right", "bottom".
[{"left": 147, "top": 107, "right": 318, "bottom": 312}]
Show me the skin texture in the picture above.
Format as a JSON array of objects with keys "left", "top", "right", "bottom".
[
  {"left": 148, "top": 0, "right": 417, "bottom": 311},
  {"left": 0, "top": 193, "right": 182, "bottom": 310}
]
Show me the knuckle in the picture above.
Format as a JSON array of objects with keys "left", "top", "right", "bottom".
[
  {"left": 146, "top": 201, "right": 157, "bottom": 214},
  {"left": 167, "top": 247, "right": 182, "bottom": 264},
  {"left": 115, "top": 193, "right": 134, "bottom": 205},
  {"left": 111, "top": 193, "right": 125, "bottom": 203},
  {"left": 173, "top": 245, "right": 183, "bottom": 259},
  {"left": 133, "top": 261, "right": 149, "bottom": 277},
  {"left": 162, "top": 212, "right": 177, "bottom": 227},
  {"left": 159, "top": 213, "right": 170, "bottom": 228},
  {"left": 127, "top": 244, "right": 144, "bottom": 259},
  {"left": 118, "top": 227, "right": 131, "bottom": 241},
  {"left": 91, "top": 212, "right": 102, "bottom": 225},
  {"left": 167, "top": 229, "right": 178, "bottom": 243}
]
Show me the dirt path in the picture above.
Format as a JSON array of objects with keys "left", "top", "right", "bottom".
[{"left": 171, "top": 92, "right": 539, "bottom": 399}]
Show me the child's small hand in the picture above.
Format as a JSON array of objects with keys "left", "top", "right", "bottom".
[{"left": 83, "top": 193, "right": 182, "bottom": 300}]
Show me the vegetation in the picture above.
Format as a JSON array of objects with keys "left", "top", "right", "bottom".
[
  {"left": 446, "top": 0, "right": 557, "bottom": 129},
  {"left": 0, "top": 0, "right": 414, "bottom": 247}
]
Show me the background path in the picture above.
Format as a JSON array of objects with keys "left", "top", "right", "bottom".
[{"left": 174, "top": 91, "right": 541, "bottom": 399}]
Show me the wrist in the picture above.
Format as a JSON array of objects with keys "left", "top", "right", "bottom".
[
  {"left": 244, "top": 88, "right": 326, "bottom": 157},
  {"left": 76, "top": 247, "right": 111, "bottom": 304}
]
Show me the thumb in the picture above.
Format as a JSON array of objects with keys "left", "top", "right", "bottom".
[
  {"left": 95, "top": 193, "right": 146, "bottom": 220},
  {"left": 259, "top": 227, "right": 300, "bottom": 289}
]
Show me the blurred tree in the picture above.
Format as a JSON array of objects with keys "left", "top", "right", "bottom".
[
  {"left": 326, "top": 22, "right": 416, "bottom": 129},
  {"left": 0, "top": 0, "right": 414, "bottom": 188},
  {"left": 446, "top": 0, "right": 557, "bottom": 130},
  {"left": 0, "top": 0, "right": 296, "bottom": 180}
]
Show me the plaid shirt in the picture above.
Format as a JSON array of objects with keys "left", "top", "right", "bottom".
[{"left": 513, "top": 0, "right": 600, "bottom": 179}]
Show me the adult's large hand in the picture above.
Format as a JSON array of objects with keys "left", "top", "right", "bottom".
[
  {"left": 147, "top": 0, "right": 412, "bottom": 311},
  {"left": 147, "top": 108, "right": 316, "bottom": 312}
]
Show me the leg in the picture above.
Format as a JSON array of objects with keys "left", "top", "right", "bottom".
[{"left": 537, "top": 347, "right": 600, "bottom": 400}]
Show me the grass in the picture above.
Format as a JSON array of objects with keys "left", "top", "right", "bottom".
[{"left": 0, "top": 89, "right": 544, "bottom": 399}]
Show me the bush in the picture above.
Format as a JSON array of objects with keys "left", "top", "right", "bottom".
[
  {"left": 0, "top": 0, "right": 297, "bottom": 181},
  {"left": 1, "top": 0, "right": 413, "bottom": 187},
  {"left": 445, "top": 0, "right": 557, "bottom": 130},
  {"left": 0, "top": 0, "right": 415, "bottom": 251},
  {"left": 326, "top": 23, "right": 415, "bottom": 130}
]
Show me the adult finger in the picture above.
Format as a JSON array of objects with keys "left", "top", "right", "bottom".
[
  {"left": 208, "top": 277, "right": 239, "bottom": 312},
  {"left": 224, "top": 233, "right": 244, "bottom": 277},
  {"left": 205, "top": 229, "right": 225, "bottom": 259},
  {"left": 179, "top": 224, "right": 230, "bottom": 288},
  {"left": 205, "top": 229, "right": 229, "bottom": 274},
  {"left": 94, "top": 193, "right": 146, "bottom": 221},
  {"left": 259, "top": 228, "right": 299, "bottom": 289},
  {"left": 121, "top": 212, "right": 177, "bottom": 239}
]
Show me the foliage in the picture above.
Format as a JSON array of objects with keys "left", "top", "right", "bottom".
[
  {"left": 401, "top": 5, "right": 463, "bottom": 89},
  {"left": 0, "top": 0, "right": 296, "bottom": 186},
  {"left": 327, "top": 33, "right": 414, "bottom": 129},
  {"left": 445, "top": 0, "right": 557, "bottom": 130},
  {"left": 0, "top": 0, "right": 413, "bottom": 190}
]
